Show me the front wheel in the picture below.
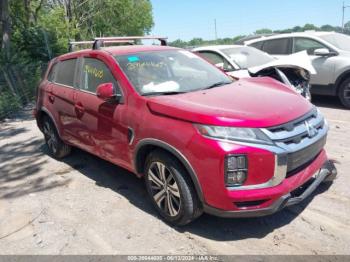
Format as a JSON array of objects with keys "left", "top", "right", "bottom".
[
  {"left": 144, "top": 150, "right": 202, "bottom": 226},
  {"left": 339, "top": 78, "right": 350, "bottom": 108}
]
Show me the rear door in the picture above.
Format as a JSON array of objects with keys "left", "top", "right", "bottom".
[
  {"left": 50, "top": 58, "right": 79, "bottom": 142},
  {"left": 73, "top": 55, "right": 129, "bottom": 165},
  {"left": 260, "top": 37, "right": 292, "bottom": 58}
]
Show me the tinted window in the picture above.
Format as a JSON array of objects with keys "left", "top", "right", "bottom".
[
  {"left": 262, "top": 38, "right": 290, "bottom": 55},
  {"left": 249, "top": 41, "right": 263, "bottom": 50},
  {"left": 47, "top": 63, "right": 58, "bottom": 82},
  {"left": 56, "top": 59, "right": 77, "bottom": 86},
  {"left": 81, "top": 58, "right": 120, "bottom": 94},
  {"left": 294, "top": 38, "right": 327, "bottom": 55},
  {"left": 198, "top": 51, "right": 234, "bottom": 71}
]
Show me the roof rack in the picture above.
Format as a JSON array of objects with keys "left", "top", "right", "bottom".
[
  {"left": 92, "top": 36, "right": 168, "bottom": 49},
  {"left": 68, "top": 36, "right": 168, "bottom": 52},
  {"left": 69, "top": 41, "right": 94, "bottom": 52}
]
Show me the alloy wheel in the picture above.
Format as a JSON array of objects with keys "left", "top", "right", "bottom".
[
  {"left": 43, "top": 121, "right": 58, "bottom": 154},
  {"left": 147, "top": 162, "right": 181, "bottom": 217}
]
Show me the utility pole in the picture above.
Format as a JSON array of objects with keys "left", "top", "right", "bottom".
[
  {"left": 214, "top": 19, "right": 218, "bottom": 41},
  {"left": 342, "top": 1, "right": 350, "bottom": 31}
]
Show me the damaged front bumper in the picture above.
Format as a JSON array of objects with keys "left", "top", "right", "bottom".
[{"left": 204, "top": 160, "right": 337, "bottom": 218}]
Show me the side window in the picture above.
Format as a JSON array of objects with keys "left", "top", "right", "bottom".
[
  {"left": 293, "top": 38, "right": 326, "bottom": 55},
  {"left": 55, "top": 59, "right": 77, "bottom": 87},
  {"left": 262, "top": 38, "right": 290, "bottom": 55},
  {"left": 47, "top": 63, "right": 58, "bottom": 82},
  {"left": 81, "top": 58, "right": 120, "bottom": 95},
  {"left": 249, "top": 41, "right": 263, "bottom": 50},
  {"left": 198, "top": 51, "right": 234, "bottom": 71}
]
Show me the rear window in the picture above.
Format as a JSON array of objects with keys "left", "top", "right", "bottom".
[
  {"left": 47, "top": 63, "right": 58, "bottom": 82},
  {"left": 262, "top": 38, "right": 290, "bottom": 55},
  {"left": 249, "top": 41, "right": 263, "bottom": 50},
  {"left": 56, "top": 59, "right": 77, "bottom": 87}
]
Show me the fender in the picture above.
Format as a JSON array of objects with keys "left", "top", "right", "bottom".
[{"left": 134, "top": 138, "right": 205, "bottom": 203}]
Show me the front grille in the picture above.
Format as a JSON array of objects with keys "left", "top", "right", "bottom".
[
  {"left": 261, "top": 107, "right": 328, "bottom": 179},
  {"left": 286, "top": 135, "right": 326, "bottom": 174}
]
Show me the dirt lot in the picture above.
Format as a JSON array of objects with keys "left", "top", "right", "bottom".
[{"left": 0, "top": 96, "right": 349, "bottom": 255}]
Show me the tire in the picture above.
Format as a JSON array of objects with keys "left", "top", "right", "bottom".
[
  {"left": 42, "top": 116, "right": 71, "bottom": 159},
  {"left": 144, "top": 149, "right": 202, "bottom": 226},
  {"left": 339, "top": 78, "right": 350, "bottom": 108}
]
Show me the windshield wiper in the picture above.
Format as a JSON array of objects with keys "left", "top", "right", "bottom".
[
  {"left": 142, "top": 91, "right": 187, "bottom": 96},
  {"left": 201, "top": 81, "right": 232, "bottom": 90}
]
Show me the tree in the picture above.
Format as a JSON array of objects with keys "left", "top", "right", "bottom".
[
  {"left": 254, "top": 28, "right": 272, "bottom": 35},
  {"left": 0, "top": 0, "right": 155, "bottom": 119}
]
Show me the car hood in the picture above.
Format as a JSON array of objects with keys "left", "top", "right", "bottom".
[
  {"left": 146, "top": 77, "right": 313, "bottom": 128},
  {"left": 248, "top": 51, "right": 317, "bottom": 75}
]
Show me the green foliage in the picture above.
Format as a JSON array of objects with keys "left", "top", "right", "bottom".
[
  {"left": 0, "top": 0, "right": 154, "bottom": 120},
  {"left": 170, "top": 23, "right": 350, "bottom": 48},
  {"left": 254, "top": 28, "right": 273, "bottom": 35},
  {"left": 0, "top": 91, "right": 21, "bottom": 119}
]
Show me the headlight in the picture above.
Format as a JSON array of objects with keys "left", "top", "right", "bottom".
[{"left": 195, "top": 124, "right": 273, "bottom": 145}]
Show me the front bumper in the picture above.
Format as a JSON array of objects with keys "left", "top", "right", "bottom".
[{"left": 203, "top": 160, "right": 337, "bottom": 218}]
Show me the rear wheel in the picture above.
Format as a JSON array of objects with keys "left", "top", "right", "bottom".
[
  {"left": 144, "top": 150, "right": 202, "bottom": 226},
  {"left": 339, "top": 78, "right": 350, "bottom": 108},
  {"left": 42, "top": 116, "right": 71, "bottom": 159}
]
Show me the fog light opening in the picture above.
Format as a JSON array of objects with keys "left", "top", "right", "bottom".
[{"left": 225, "top": 155, "right": 248, "bottom": 187}]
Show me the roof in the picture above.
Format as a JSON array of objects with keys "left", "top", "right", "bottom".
[
  {"left": 245, "top": 31, "right": 337, "bottom": 44},
  {"left": 59, "top": 45, "right": 179, "bottom": 60}
]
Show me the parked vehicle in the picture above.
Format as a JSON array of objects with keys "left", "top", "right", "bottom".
[
  {"left": 34, "top": 36, "right": 337, "bottom": 226},
  {"left": 242, "top": 31, "right": 350, "bottom": 108},
  {"left": 193, "top": 45, "right": 315, "bottom": 100}
]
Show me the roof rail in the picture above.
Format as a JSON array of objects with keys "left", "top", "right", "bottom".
[
  {"left": 69, "top": 41, "right": 94, "bottom": 52},
  {"left": 92, "top": 36, "right": 168, "bottom": 49}
]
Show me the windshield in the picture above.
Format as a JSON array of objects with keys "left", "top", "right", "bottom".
[
  {"left": 115, "top": 50, "right": 232, "bottom": 95},
  {"left": 319, "top": 33, "right": 350, "bottom": 52},
  {"left": 221, "top": 46, "right": 274, "bottom": 69}
]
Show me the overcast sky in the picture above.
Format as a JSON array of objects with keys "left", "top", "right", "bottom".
[{"left": 150, "top": 0, "right": 347, "bottom": 41}]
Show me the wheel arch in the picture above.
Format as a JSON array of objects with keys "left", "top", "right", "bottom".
[
  {"left": 335, "top": 69, "right": 350, "bottom": 95},
  {"left": 134, "top": 139, "right": 204, "bottom": 203},
  {"left": 36, "top": 107, "right": 62, "bottom": 137}
]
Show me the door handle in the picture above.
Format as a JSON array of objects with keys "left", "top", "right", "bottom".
[
  {"left": 74, "top": 102, "right": 85, "bottom": 117},
  {"left": 48, "top": 95, "right": 55, "bottom": 103}
]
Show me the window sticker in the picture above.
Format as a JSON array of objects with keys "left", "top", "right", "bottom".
[
  {"left": 84, "top": 65, "right": 103, "bottom": 79},
  {"left": 126, "top": 61, "right": 166, "bottom": 71},
  {"left": 128, "top": 56, "right": 140, "bottom": 62}
]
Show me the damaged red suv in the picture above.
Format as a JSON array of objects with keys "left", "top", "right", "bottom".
[{"left": 34, "top": 37, "right": 337, "bottom": 225}]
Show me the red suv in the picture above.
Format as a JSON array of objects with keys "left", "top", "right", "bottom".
[{"left": 34, "top": 36, "right": 337, "bottom": 225}]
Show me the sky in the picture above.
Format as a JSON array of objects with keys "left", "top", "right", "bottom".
[{"left": 150, "top": 0, "right": 348, "bottom": 41}]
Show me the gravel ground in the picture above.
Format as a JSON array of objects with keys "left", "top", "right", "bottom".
[{"left": 0, "top": 96, "right": 349, "bottom": 255}]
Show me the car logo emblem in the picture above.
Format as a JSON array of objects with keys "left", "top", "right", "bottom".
[{"left": 305, "top": 121, "right": 317, "bottom": 138}]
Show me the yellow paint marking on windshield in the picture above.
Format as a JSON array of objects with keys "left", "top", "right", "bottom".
[{"left": 126, "top": 61, "right": 166, "bottom": 71}]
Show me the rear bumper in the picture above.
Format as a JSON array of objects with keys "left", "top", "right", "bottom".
[{"left": 203, "top": 160, "right": 337, "bottom": 218}]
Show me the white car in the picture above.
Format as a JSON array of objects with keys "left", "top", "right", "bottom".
[
  {"left": 193, "top": 45, "right": 316, "bottom": 100},
  {"left": 240, "top": 32, "right": 350, "bottom": 108}
]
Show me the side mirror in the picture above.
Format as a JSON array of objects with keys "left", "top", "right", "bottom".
[
  {"left": 96, "top": 83, "right": 119, "bottom": 103},
  {"left": 314, "top": 48, "right": 337, "bottom": 57}
]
